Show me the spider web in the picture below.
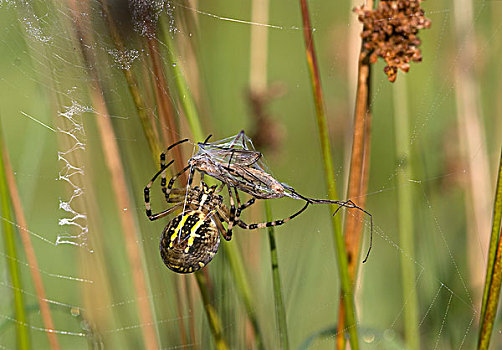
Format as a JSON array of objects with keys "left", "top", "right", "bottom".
[{"left": 0, "top": 0, "right": 501, "bottom": 349}]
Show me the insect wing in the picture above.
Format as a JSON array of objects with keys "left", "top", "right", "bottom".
[{"left": 197, "top": 143, "right": 262, "bottom": 166}]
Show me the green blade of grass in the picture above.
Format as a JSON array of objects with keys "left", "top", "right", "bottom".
[
  {"left": 298, "top": 1, "right": 359, "bottom": 349},
  {"left": 478, "top": 148, "right": 502, "bottom": 349},
  {"left": 163, "top": 33, "right": 204, "bottom": 142},
  {"left": 194, "top": 272, "right": 230, "bottom": 350},
  {"left": 265, "top": 201, "right": 289, "bottom": 350},
  {"left": 0, "top": 120, "right": 31, "bottom": 350},
  {"left": 222, "top": 238, "right": 265, "bottom": 349},
  {"left": 393, "top": 77, "right": 420, "bottom": 350}
]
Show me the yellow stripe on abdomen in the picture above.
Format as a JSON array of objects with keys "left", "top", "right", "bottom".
[
  {"left": 169, "top": 214, "right": 189, "bottom": 247},
  {"left": 184, "top": 213, "right": 205, "bottom": 253}
]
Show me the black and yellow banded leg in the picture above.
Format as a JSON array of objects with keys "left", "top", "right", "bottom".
[
  {"left": 237, "top": 201, "right": 310, "bottom": 230},
  {"left": 225, "top": 185, "right": 237, "bottom": 239},
  {"left": 236, "top": 192, "right": 255, "bottom": 217},
  {"left": 144, "top": 159, "right": 175, "bottom": 219},
  {"left": 159, "top": 139, "right": 189, "bottom": 189},
  {"left": 162, "top": 164, "right": 191, "bottom": 201},
  {"left": 146, "top": 202, "right": 184, "bottom": 221}
]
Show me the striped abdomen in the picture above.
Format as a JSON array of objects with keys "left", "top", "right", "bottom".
[{"left": 160, "top": 210, "right": 219, "bottom": 273}]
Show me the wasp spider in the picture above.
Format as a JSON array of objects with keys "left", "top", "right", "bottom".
[{"left": 144, "top": 140, "right": 310, "bottom": 273}]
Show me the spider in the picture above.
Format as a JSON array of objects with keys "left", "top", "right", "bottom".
[{"left": 144, "top": 140, "right": 310, "bottom": 273}]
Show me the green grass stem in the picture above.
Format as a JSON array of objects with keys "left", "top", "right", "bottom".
[
  {"left": 221, "top": 240, "right": 265, "bottom": 349},
  {"left": 478, "top": 148, "right": 502, "bottom": 349},
  {"left": 265, "top": 202, "right": 289, "bottom": 350},
  {"left": 0, "top": 121, "right": 30, "bottom": 350},
  {"left": 393, "top": 77, "right": 420, "bottom": 350},
  {"left": 163, "top": 32, "right": 204, "bottom": 142},
  {"left": 194, "top": 272, "right": 230, "bottom": 350},
  {"left": 299, "top": 1, "right": 359, "bottom": 348}
]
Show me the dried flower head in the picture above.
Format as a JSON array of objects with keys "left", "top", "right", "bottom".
[{"left": 355, "top": 0, "right": 431, "bottom": 82}]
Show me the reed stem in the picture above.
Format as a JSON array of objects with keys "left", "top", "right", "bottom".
[
  {"left": 393, "top": 77, "right": 420, "bottom": 350},
  {"left": 299, "top": 1, "right": 359, "bottom": 348},
  {"left": 478, "top": 148, "right": 502, "bottom": 349},
  {"left": 336, "top": 1, "right": 373, "bottom": 347},
  {"left": 265, "top": 202, "right": 289, "bottom": 350}
]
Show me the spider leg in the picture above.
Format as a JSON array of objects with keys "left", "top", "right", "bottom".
[
  {"left": 146, "top": 202, "right": 183, "bottom": 221},
  {"left": 213, "top": 212, "right": 228, "bottom": 239},
  {"left": 233, "top": 188, "right": 242, "bottom": 214},
  {"left": 159, "top": 138, "right": 190, "bottom": 192},
  {"left": 331, "top": 199, "right": 374, "bottom": 263},
  {"left": 236, "top": 193, "right": 256, "bottom": 216},
  {"left": 225, "top": 185, "right": 237, "bottom": 239},
  {"left": 203, "top": 134, "right": 212, "bottom": 143},
  {"left": 223, "top": 188, "right": 257, "bottom": 240},
  {"left": 163, "top": 164, "right": 191, "bottom": 201},
  {"left": 237, "top": 201, "right": 310, "bottom": 230},
  {"left": 144, "top": 159, "right": 175, "bottom": 218}
]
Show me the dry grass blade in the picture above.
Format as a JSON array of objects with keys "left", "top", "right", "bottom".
[
  {"left": 146, "top": 36, "right": 187, "bottom": 182},
  {"left": 88, "top": 85, "right": 160, "bottom": 350},
  {"left": 2, "top": 141, "right": 60, "bottom": 350},
  {"left": 68, "top": 2, "right": 160, "bottom": 349},
  {"left": 336, "top": 22, "right": 372, "bottom": 350},
  {"left": 0, "top": 122, "right": 30, "bottom": 350}
]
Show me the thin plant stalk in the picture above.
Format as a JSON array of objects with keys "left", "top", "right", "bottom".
[
  {"left": 69, "top": 4, "right": 160, "bottom": 348},
  {"left": 2, "top": 140, "right": 60, "bottom": 350},
  {"left": 163, "top": 34, "right": 204, "bottom": 142},
  {"left": 265, "top": 202, "right": 289, "bottom": 350},
  {"left": 222, "top": 239, "right": 265, "bottom": 349},
  {"left": 248, "top": 0, "right": 283, "bottom": 347},
  {"left": 453, "top": 0, "right": 491, "bottom": 299},
  {"left": 478, "top": 148, "right": 502, "bottom": 349},
  {"left": 299, "top": 1, "right": 359, "bottom": 349},
  {"left": 145, "top": 36, "right": 187, "bottom": 179},
  {"left": 0, "top": 122, "right": 30, "bottom": 350},
  {"left": 393, "top": 77, "right": 420, "bottom": 350},
  {"left": 335, "top": 1, "right": 373, "bottom": 346},
  {"left": 194, "top": 272, "right": 230, "bottom": 350}
]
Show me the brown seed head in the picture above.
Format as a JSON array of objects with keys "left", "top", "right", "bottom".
[{"left": 355, "top": 0, "right": 431, "bottom": 82}]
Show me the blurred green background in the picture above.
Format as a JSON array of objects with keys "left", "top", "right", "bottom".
[{"left": 0, "top": 0, "right": 501, "bottom": 349}]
